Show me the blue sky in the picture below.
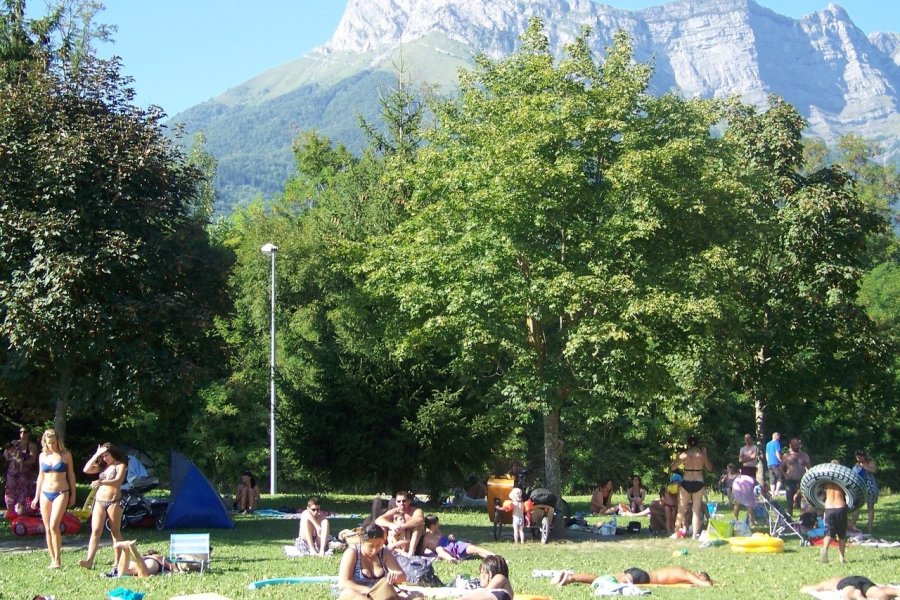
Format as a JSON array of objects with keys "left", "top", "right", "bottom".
[{"left": 89, "top": 0, "right": 899, "bottom": 117}]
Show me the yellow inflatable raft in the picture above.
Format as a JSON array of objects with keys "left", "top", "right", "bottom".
[{"left": 727, "top": 533, "right": 784, "bottom": 553}]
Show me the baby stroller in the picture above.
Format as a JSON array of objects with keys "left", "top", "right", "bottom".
[
  {"left": 756, "top": 491, "right": 808, "bottom": 545},
  {"left": 105, "top": 476, "right": 168, "bottom": 531}
]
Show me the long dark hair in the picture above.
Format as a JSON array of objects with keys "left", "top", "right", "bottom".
[
  {"left": 481, "top": 555, "right": 509, "bottom": 578},
  {"left": 101, "top": 443, "right": 127, "bottom": 464},
  {"left": 242, "top": 471, "right": 257, "bottom": 487}
]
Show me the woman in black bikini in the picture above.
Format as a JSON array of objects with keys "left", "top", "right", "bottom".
[
  {"left": 80, "top": 443, "right": 127, "bottom": 570},
  {"left": 670, "top": 435, "right": 713, "bottom": 539},
  {"left": 459, "top": 555, "right": 514, "bottom": 600},
  {"left": 337, "top": 525, "right": 407, "bottom": 599},
  {"left": 801, "top": 576, "right": 900, "bottom": 599},
  {"left": 30, "top": 429, "right": 77, "bottom": 569}
]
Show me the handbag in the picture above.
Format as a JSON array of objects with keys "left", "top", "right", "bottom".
[{"left": 366, "top": 577, "right": 401, "bottom": 600}]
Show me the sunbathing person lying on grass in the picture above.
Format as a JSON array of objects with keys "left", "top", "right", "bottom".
[
  {"left": 111, "top": 540, "right": 204, "bottom": 576},
  {"left": 554, "top": 566, "right": 712, "bottom": 587},
  {"left": 801, "top": 576, "right": 900, "bottom": 599},
  {"left": 422, "top": 515, "right": 494, "bottom": 563}
]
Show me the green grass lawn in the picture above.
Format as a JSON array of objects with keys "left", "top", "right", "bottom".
[{"left": 1, "top": 492, "right": 898, "bottom": 599}]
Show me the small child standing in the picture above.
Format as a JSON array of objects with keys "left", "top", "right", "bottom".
[{"left": 509, "top": 487, "right": 526, "bottom": 544}]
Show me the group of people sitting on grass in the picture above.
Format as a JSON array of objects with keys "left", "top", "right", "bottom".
[{"left": 590, "top": 435, "right": 714, "bottom": 539}]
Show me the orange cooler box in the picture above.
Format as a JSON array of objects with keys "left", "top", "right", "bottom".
[{"left": 487, "top": 474, "right": 515, "bottom": 523}]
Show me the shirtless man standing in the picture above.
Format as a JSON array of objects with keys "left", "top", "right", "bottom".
[
  {"left": 739, "top": 433, "right": 759, "bottom": 480},
  {"left": 781, "top": 438, "right": 811, "bottom": 517},
  {"left": 821, "top": 462, "right": 848, "bottom": 564},
  {"left": 554, "top": 567, "right": 712, "bottom": 587},
  {"left": 670, "top": 435, "right": 713, "bottom": 539}
]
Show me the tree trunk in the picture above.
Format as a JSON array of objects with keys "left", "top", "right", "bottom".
[
  {"left": 754, "top": 387, "right": 768, "bottom": 475},
  {"left": 754, "top": 343, "right": 769, "bottom": 475},
  {"left": 543, "top": 406, "right": 561, "bottom": 500},
  {"left": 53, "top": 364, "right": 73, "bottom": 444}
]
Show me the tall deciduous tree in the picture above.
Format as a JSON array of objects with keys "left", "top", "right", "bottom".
[
  {"left": 715, "top": 99, "right": 891, "bottom": 460},
  {"left": 0, "top": 4, "right": 228, "bottom": 440},
  {"left": 365, "top": 22, "right": 752, "bottom": 497}
]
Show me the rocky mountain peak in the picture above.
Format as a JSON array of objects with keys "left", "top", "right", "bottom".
[{"left": 176, "top": 0, "right": 900, "bottom": 212}]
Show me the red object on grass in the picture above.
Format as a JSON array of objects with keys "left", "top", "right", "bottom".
[{"left": 9, "top": 512, "right": 82, "bottom": 536}]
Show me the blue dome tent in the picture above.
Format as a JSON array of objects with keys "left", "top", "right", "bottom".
[{"left": 165, "top": 451, "right": 234, "bottom": 529}]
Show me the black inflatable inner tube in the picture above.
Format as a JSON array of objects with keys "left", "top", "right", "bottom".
[{"left": 799, "top": 463, "right": 867, "bottom": 512}]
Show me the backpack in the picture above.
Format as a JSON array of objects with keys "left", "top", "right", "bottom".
[
  {"left": 394, "top": 555, "right": 444, "bottom": 587},
  {"left": 529, "top": 488, "right": 557, "bottom": 507}
]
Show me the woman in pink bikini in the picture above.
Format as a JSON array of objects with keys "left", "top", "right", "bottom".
[
  {"left": 30, "top": 429, "right": 77, "bottom": 569},
  {"left": 670, "top": 435, "right": 713, "bottom": 539},
  {"left": 80, "top": 442, "right": 127, "bottom": 570}
]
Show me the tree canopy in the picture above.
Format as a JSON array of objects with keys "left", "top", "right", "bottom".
[{"left": 0, "top": 1, "right": 229, "bottom": 442}]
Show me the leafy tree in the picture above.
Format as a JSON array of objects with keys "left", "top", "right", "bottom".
[
  {"left": 712, "top": 99, "right": 891, "bottom": 464},
  {"left": 0, "top": 6, "right": 228, "bottom": 440},
  {"left": 364, "top": 21, "right": 757, "bottom": 497},
  {"left": 216, "top": 63, "right": 499, "bottom": 493}
]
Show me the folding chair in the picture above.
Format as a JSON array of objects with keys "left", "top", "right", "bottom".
[
  {"left": 757, "top": 495, "right": 808, "bottom": 546},
  {"left": 168, "top": 533, "right": 211, "bottom": 574}
]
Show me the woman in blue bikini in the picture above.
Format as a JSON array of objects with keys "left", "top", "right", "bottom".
[
  {"left": 80, "top": 443, "right": 127, "bottom": 570},
  {"left": 30, "top": 429, "right": 77, "bottom": 569}
]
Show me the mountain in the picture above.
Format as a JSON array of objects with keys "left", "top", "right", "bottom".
[{"left": 169, "top": 0, "right": 900, "bottom": 214}]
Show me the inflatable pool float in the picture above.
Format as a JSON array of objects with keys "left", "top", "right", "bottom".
[
  {"left": 800, "top": 463, "right": 867, "bottom": 511},
  {"left": 727, "top": 533, "right": 784, "bottom": 553}
]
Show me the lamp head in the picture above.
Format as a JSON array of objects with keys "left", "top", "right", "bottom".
[{"left": 260, "top": 243, "right": 277, "bottom": 254}]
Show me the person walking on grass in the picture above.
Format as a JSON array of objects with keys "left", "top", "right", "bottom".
[
  {"left": 821, "top": 461, "right": 848, "bottom": 564},
  {"left": 31, "top": 429, "right": 77, "bottom": 569}
]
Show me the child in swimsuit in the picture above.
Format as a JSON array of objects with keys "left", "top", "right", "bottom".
[{"left": 509, "top": 488, "right": 525, "bottom": 544}]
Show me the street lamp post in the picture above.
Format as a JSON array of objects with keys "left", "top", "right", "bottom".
[{"left": 260, "top": 243, "right": 277, "bottom": 495}]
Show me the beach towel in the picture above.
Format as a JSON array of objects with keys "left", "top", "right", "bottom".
[{"left": 591, "top": 578, "right": 649, "bottom": 596}]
